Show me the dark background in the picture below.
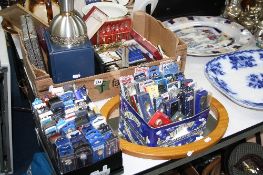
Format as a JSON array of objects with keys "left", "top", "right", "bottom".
[
  {"left": 0, "top": 0, "right": 226, "bottom": 19},
  {"left": 152, "top": 0, "right": 225, "bottom": 20}
]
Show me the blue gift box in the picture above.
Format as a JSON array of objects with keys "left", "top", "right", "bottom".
[
  {"left": 44, "top": 31, "right": 95, "bottom": 83},
  {"left": 119, "top": 96, "right": 209, "bottom": 147}
]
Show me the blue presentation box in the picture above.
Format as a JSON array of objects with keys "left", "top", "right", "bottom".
[{"left": 44, "top": 31, "right": 95, "bottom": 83}]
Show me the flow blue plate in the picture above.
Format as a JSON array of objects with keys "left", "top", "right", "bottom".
[{"left": 205, "top": 49, "right": 263, "bottom": 110}]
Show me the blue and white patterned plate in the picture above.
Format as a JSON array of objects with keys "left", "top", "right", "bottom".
[
  {"left": 205, "top": 49, "right": 263, "bottom": 110},
  {"left": 163, "top": 16, "right": 253, "bottom": 56}
]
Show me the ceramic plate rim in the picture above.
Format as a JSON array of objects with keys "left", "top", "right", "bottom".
[
  {"left": 164, "top": 16, "right": 253, "bottom": 57},
  {"left": 82, "top": 2, "right": 128, "bottom": 19},
  {"left": 112, "top": 0, "right": 129, "bottom": 5},
  {"left": 205, "top": 49, "right": 263, "bottom": 110}
]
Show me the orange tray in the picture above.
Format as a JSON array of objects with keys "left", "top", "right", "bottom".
[{"left": 100, "top": 96, "right": 228, "bottom": 160}]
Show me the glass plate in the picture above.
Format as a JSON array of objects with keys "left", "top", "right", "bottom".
[
  {"left": 163, "top": 16, "right": 253, "bottom": 56},
  {"left": 205, "top": 49, "right": 263, "bottom": 110}
]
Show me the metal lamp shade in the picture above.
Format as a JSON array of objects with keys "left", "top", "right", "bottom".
[{"left": 50, "top": 0, "right": 87, "bottom": 47}]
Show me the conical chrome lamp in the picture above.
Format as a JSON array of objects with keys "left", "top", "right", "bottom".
[{"left": 50, "top": 0, "right": 88, "bottom": 47}]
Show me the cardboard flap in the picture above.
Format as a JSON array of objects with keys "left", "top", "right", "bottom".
[
  {"left": 132, "top": 11, "right": 179, "bottom": 57},
  {"left": 0, "top": 4, "right": 48, "bottom": 32},
  {"left": 132, "top": 11, "right": 149, "bottom": 38}
]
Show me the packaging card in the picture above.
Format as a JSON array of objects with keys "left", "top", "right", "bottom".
[{"left": 83, "top": 6, "right": 108, "bottom": 39}]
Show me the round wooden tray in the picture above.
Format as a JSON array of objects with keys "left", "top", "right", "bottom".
[{"left": 100, "top": 96, "right": 229, "bottom": 160}]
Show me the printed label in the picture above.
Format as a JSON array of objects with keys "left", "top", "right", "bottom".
[
  {"left": 72, "top": 74, "right": 81, "bottom": 79},
  {"left": 94, "top": 79, "right": 103, "bottom": 86}
]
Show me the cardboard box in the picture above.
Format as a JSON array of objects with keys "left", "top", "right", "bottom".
[{"left": 0, "top": 5, "right": 187, "bottom": 101}]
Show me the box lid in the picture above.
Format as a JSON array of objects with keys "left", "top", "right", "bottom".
[{"left": 83, "top": 6, "right": 108, "bottom": 39}]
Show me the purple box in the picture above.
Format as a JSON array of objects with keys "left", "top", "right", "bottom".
[{"left": 119, "top": 96, "right": 209, "bottom": 147}]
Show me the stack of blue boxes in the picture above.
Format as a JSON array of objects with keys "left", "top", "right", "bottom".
[{"left": 32, "top": 85, "right": 119, "bottom": 173}]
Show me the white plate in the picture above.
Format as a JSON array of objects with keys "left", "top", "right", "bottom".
[
  {"left": 82, "top": 2, "right": 128, "bottom": 19},
  {"left": 163, "top": 16, "right": 253, "bottom": 56},
  {"left": 205, "top": 49, "right": 263, "bottom": 110},
  {"left": 112, "top": 0, "right": 129, "bottom": 6}
]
